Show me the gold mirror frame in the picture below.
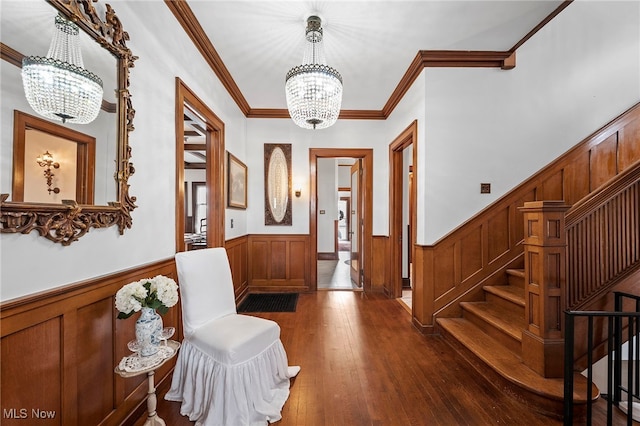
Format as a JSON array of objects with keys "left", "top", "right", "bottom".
[{"left": 0, "top": 0, "right": 137, "bottom": 245}]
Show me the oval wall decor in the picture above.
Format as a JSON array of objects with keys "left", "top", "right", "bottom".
[
  {"left": 264, "top": 143, "right": 292, "bottom": 225},
  {"left": 268, "top": 148, "right": 288, "bottom": 222}
]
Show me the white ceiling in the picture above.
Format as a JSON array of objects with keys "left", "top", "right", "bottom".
[
  {"left": 185, "top": 0, "right": 565, "bottom": 111},
  {"left": 1, "top": 1, "right": 566, "bottom": 113}
]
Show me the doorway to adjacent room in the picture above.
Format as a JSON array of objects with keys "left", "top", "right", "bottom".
[
  {"left": 174, "top": 78, "right": 225, "bottom": 252},
  {"left": 317, "top": 158, "right": 360, "bottom": 290},
  {"left": 310, "top": 148, "right": 373, "bottom": 292},
  {"left": 389, "top": 121, "right": 418, "bottom": 310}
]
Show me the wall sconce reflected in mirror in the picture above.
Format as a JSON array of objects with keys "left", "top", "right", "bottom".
[
  {"left": 295, "top": 187, "right": 302, "bottom": 198},
  {"left": 36, "top": 151, "right": 60, "bottom": 194}
]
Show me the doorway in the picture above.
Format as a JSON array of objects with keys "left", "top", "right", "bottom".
[
  {"left": 310, "top": 148, "right": 373, "bottom": 292},
  {"left": 389, "top": 121, "right": 418, "bottom": 305},
  {"left": 174, "top": 78, "right": 225, "bottom": 252},
  {"left": 316, "top": 158, "right": 360, "bottom": 290}
]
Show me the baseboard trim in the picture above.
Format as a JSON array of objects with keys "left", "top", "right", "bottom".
[
  {"left": 412, "top": 317, "right": 437, "bottom": 335},
  {"left": 318, "top": 252, "right": 338, "bottom": 260}
]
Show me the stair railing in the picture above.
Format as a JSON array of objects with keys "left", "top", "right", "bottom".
[
  {"left": 564, "top": 291, "right": 640, "bottom": 425},
  {"left": 565, "top": 165, "right": 640, "bottom": 309},
  {"left": 520, "top": 165, "right": 640, "bottom": 378}
]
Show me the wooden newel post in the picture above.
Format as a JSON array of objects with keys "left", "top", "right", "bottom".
[{"left": 519, "top": 200, "right": 570, "bottom": 378}]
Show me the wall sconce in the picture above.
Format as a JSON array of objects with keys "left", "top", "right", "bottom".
[
  {"left": 36, "top": 151, "right": 60, "bottom": 194},
  {"left": 295, "top": 187, "right": 302, "bottom": 198}
]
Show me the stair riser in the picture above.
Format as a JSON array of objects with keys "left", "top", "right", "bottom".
[
  {"left": 507, "top": 274, "right": 525, "bottom": 288},
  {"left": 462, "top": 309, "right": 523, "bottom": 356},
  {"left": 485, "top": 292, "right": 524, "bottom": 316},
  {"left": 439, "top": 327, "right": 578, "bottom": 420}
]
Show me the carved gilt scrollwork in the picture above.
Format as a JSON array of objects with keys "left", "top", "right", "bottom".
[
  {"left": 1, "top": 0, "right": 137, "bottom": 245},
  {"left": 0, "top": 194, "right": 126, "bottom": 245}
]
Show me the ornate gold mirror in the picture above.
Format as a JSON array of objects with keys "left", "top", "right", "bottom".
[{"left": 0, "top": 0, "right": 137, "bottom": 245}]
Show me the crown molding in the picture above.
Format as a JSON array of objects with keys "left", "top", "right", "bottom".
[
  {"left": 339, "top": 110, "right": 387, "bottom": 120},
  {"left": 382, "top": 50, "right": 516, "bottom": 118},
  {"left": 247, "top": 108, "right": 387, "bottom": 120},
  {"left": 164, "top": 0, "right": 251, "bottom": 116},
  {"left": 511, "top": 0, "right": 573, "bottom": 52},
  {"left": 246, "top": 108, "right": 290, "bottom": 119},
  {"left": 166, "top": 0, "right": 572, "bottom": 121},
  {"left": 0, "top": 42, "right": 23, "bottom": 68}
]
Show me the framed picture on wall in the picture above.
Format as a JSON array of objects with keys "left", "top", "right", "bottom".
[{"left": 227, "top": 152, "right": 247, "bottom": 209}]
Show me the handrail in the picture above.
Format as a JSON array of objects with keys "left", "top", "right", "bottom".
[
  {"left": 565, "top": 166, "right": 640, "bottom": 309},
  {"left": 564, "top": 292, "right": 640, "bottom": 425},
  {"left": 566, "top": 162, "right": 640, "bottom": 227}
]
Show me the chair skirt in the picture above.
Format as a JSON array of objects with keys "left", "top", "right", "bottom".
[{"left": 165, "top": 315, "right": 292, "bottom": 426}]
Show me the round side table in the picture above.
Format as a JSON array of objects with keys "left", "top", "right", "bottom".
[{"left": 115, "top": 340, "right": 180, "bottom": 426}]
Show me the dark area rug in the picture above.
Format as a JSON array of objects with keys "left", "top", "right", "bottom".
[{"left": 238, "top": 293, "right": 299, "bottom": 313}]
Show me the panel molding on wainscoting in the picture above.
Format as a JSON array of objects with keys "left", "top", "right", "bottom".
[
  {"left": 0, "top": 258, "right": 179, "bottom": 426},
  {"left": 372, "top": 235, "right": 389, "bottom": 294},
  {"left": 411, "top": 103, "right": 640, "bottom": 333},
  {"left": 247, "top": 234, "right": 310, "bottom": 292},
  {"left": 225, "top": 235, "right": 250, "bottom": 301}
]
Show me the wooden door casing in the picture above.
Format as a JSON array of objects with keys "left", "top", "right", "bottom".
[
  {"left": 309, "top": 148, "right": 373, "bottom": 292},
  {"left": 389, "top": 121, "right": 418, "bottom": 299},
  {"left": 350, "top": 160, "right": 362, "bottom": 286}
]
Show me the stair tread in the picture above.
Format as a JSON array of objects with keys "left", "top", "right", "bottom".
[
  {"left": 460, "top": 301, "right": 525, "bottom": 342},
  {"left": 437, "top": 317, "right": 594, "bottom": 403},
  {"left": 483, "top": 285, "right": 525, "bottom": 307},
  {"left": 506, "top": 268, "right": 525, "bottom": 278}
]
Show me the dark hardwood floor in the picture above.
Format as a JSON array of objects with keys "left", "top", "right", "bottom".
[{"left": 150, "top": 291, "right": 629, "bottom": 425}]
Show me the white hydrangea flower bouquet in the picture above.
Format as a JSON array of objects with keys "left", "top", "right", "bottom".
[{"left": 115, "top": 275, "right": 179, "bottom": 319}]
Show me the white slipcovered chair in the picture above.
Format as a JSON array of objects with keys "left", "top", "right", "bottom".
[{"left": 166, "top": 247, "right": 300, "bottom": 426}]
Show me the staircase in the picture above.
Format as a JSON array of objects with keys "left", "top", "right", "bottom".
[
  {"left": 414, "top": 105, "right": 640, "bottom": 419},
  {"left": 437, "top": 268, "right": 595, "bottom": 419}
]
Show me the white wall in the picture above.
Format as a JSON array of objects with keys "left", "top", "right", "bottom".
[
  {"left": 337, "top": 163, "right": 352, "bottom": 188},
  {"left": 420, "top": 0, "right": 640, "bottom": 244},
  {"left": 0, "top": 1, "right": 247, "bottom": 301},
  {"left": 317, "top": 158, "right": 338, "bottom": 253},
  {"left": 245, "top": 118, "right": 390, "bottom": 235},
  {"left": 384, "top": 70, "right": 427, "bottom": 242},
  {"left": 2, "top": 0, "right": 638, "bottom": 301}
]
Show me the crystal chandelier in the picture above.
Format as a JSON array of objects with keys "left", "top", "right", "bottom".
[
  {"left": 285, "top": 16, "right": 343, "bottom": 130},
  {"left": 22, "top": 14, "right": 103, "bottom": 124}
]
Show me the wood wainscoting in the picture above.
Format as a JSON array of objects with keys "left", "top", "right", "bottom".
[
  {"left": 412, "top": 102, "right": 640, "bottom": 333},
  {"left": 373, "top": 235, "right": 390, "bottom": 294},
  {"left": 225, "top": 235, "right": 249, "bottom": 300},
  {"left": 247, "top": 234, "right": 310, "bottom": 292},
  {"left": 413, "top": 197, "right": 528, "bottom": 333},
  {"left": 0, "top": 259, "right": 179, "bottom": 426}
]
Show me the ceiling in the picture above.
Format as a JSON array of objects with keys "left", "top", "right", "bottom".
[
  {"left": 179, "top": 0, "right": 566, "bottom": 113},
  {"left": 1, "top": 0, "right": 567, "bottom": 120}
]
